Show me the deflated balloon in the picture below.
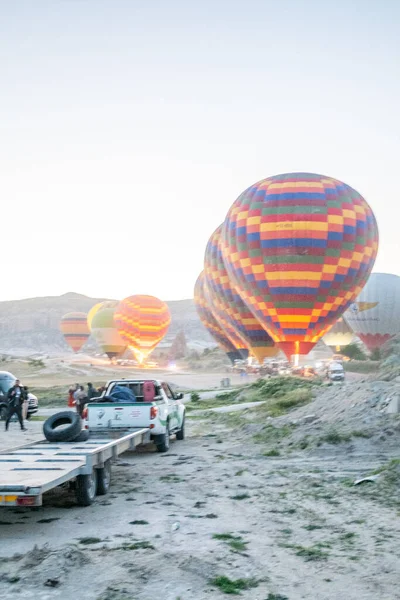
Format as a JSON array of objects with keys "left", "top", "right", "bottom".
[
  {"left": 60, "top": 312, "right": 90, "bottom": 352},
  {"left": 322, "top": 318, "right": 354, "bottom": 350},
  {"left": 221, "top": 172, "right": 378, "bottom": 359},
  {"left": 114, "top": 295, "right": 171, "bottom": 363},
  {"left": 345, "top": 273, "right": 400, "bottom": 350},
  {"left": 204, "top": 225, "right": 277, "bottom": 362}
]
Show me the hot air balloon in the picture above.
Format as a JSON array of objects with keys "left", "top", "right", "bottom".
[
  {"left": 60, "top": 312, "right": 90, "bottom": 352},
  {"left": 344, "top": 273, "right": 400, "bottom": 350},
  {"left": 114, "top": 295, "right": 171, "bottom": 364},
  {"left": 194, "top": 272, "right": 244, "bottom": 363},
  {"left": 91, "top": 304, "right": 127, "bottom": 359},
  {"left": 322, "top": 318, "right": 354, "bottom": 351},
  {"left": 204, "top": 225, "right": 277, "bottom": 363},
  {"left": 87, "top": 302, "right": 104, "bottom": 330},
  {"left": 221, "top": 172, "right": 379, "bottom": 361}
]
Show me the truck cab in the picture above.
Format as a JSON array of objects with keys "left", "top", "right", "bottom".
[{"left": 86, "top": 379, "right": 186, "bottom": 452}]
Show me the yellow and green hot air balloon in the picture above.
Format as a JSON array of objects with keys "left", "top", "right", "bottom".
[{"left": 91, "top": 305, "right": 127, "bottom": 359}]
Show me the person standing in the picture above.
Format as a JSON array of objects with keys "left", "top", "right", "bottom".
[
  {"left": 87, "top": 382, "right": 97, "bottom": 400},
  {"left": 5, "top": 379, "right": 27, "bottom": 431},
  {"left": 74, "top": 385, "right": 87, "bottom": 417}
]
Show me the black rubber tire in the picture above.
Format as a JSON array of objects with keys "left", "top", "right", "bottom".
[
  {"left": 156, "top": 424, "right": 170, "bottom": 453},
  {"left": 72, "top": 429, "right": 90, "bottom": 442},
  {"left": 43, "top": 411, "right": 82, "bottom": 443},
  {"left": 76, "top": 471, "right": 97, "bottom": 506},
  {"left": 176, "top": 416, "right": 185, "bottom": 440},
  {"left": 96, "top": 460, "right": 112, "bottom": 495},
  {"left": 0, "top": 405, "right": 7, "bottom": 421}
]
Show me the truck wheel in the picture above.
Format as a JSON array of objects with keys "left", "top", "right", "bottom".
[
  {"left": 43, "top": 411, "right": 82, "bottom": 443},
  {"left": 176, "top": 417, "right": 185, "bottom": 441},
  {"left": 76, "top": 471, "right": 97, "bottom": 506},
  {"left": 0, "top": 405, "right": 7, "bottom": 421},
  {"left": 156, "top": 426, "right": 170, "bottom": 453},
  {"left": 96, "top": 460, "right": 112, "bottom": 495}
]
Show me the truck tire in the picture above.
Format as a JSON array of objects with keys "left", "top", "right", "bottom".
[
  {"left": 96, "top": 460, "right": 112, "bottom": 495},
  {"left": 76, "top": 471, "right": 97, "bottom": 506},
  {"left": 156, "top": 424, "right": 170, "bottom": 453},
  {"left": 43, "top": 411, "right": 82, "bottom": 443},
  {"left": 176, "top": 416, "right": 185, "bottom": 441},
  {"left": 72, "top": 429, "right": 90, "bottom": 443},
  {"left": 0, "top": 405, "right": 7, "bottom": 421}
]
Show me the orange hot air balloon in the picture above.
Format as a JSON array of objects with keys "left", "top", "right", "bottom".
[
  {"left": 221, "top": 172, "right": 379, "bottom": 360},
  {"left": 204, "top": 225, "right": 277, "bottom": 363},
  {"left": 60, "top": 312, "right": 90, "bottom": 352},
  {"left": 194, "top": 272, "right": 245, "bottom": 363},
  {"left": 114, "top": 295, "right": 171, "bottom": 364}
]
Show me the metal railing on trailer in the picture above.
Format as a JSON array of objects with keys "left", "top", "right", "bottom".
[{"left": 0, "top": 427, "right": 150, "bottom": 507}]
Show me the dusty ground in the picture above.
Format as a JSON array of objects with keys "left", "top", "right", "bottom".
[{"left": 1, "top": 382, "right": 400, "bottom": 600}]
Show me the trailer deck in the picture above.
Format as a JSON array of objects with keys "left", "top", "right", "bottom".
[{"left": 0, "top": 427, "right": 150, "bottom": 506}]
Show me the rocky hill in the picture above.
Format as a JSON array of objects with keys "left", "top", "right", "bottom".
[{"left": 0, "top": 292, "right": 212, "bottom": 356}]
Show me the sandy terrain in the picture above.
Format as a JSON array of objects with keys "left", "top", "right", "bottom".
[{"left": 1, "top": 383, "right": 399, "bottom": 600}]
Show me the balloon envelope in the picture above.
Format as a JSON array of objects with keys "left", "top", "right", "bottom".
[
  {"left": 221, "top": 172, "right": 378, "bottom": 359},
  {"left": 60, "top": 312, "right": 90, "bottom": 352},
  {"left": 91, "top": 305, "right": 127, "bottom": 359},
  {"left": 194, "top": 272, "right": 244, "bottom": 363},
  {"left": 204, "top": 225, "right": 277, "bottom": 362},
  {"left": 322, "top": 318, "right": 354, "bottom": 350},
  {"left": 114, "top": 295, "right": 171, "bottom": 363},
  {"left": 344, "top": 273, "right": 400, "bottom": 350}
]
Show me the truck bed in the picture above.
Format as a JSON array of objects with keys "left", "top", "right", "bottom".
[{"left": 0, "top": 428, "right": 150, "bottom": 506}]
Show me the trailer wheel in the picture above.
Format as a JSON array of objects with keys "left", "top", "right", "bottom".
[
  {"left": 96, "top": 460, "right": 112, "bottom": 495},
  {"left": 76, "top": 471, "right": 97, "bottom": 506},
  {"left": 176, "top": 416, "right": 185, "bottom": 441},
  {"left": 156, "top": 425, "right": 170, "bottom": 453}
]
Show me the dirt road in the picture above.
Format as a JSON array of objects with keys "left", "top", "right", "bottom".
[{"left": 0, "top": 415, "right": 399, "bottom": 600}]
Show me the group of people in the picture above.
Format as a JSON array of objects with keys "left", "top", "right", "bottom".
[
  {"left": 4, "top": 379, "right": 28, "bottom": 432},
  {"left": 67, "top": 383, "right": 103, "bottom": 416}
]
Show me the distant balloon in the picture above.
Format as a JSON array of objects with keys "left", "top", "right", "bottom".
[
  {"left": 91, "top": 305, "right": 127, "bottom": 359},
  {"left": 221, "top": 172, "right": 379, "bottom": 360},
  {"left": 323, "top": 318, "right": 354, "bottom": 351},
  {"left": 114, "top": 295, "right": 171, "bottom": 363},
  {"left": 194, "top": 272, "right": 244, "bottom": 363},
  {"left": 60, "top": 312, "right": 90, "bottom": 352},
  {"left": 204, "top": 225, "right": 277, "bottom": 363},
  {"left": 345, "top": 273, "right": 400, "bottom": 350}
]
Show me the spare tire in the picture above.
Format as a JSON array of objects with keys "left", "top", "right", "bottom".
[
  {"left": 72, "top": 429, "right": 90, "bottom": 443},
  {"left": 43, "top": 411, "right": 82, "bottom": 443}
]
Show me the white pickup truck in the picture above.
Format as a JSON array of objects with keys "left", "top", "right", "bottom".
[{"left": 85, "top": 379, "right": 186, "bottom": 453}]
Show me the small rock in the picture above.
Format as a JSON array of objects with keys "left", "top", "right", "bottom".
[
  {"left": 44, "top": 578, "right": 60, "bottom": 587},
  {"left": 354, "top": 475, "right": 380, "bottom": 485}
]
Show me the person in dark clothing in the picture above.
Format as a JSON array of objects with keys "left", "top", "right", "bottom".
[
  {"left": 5, "top": 379, "right": 27, "bottom": 431},
  {"left": 87, "top": 383, "right": 97, "bottom": 400}
]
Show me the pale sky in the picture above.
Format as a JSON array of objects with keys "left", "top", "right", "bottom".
[{"left": 1, "top": 0, "right": 399, "bottom": 302}]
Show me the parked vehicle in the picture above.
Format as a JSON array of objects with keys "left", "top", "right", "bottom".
[{"left": 327, "top": 361, "right": 345, "bottom": 382}]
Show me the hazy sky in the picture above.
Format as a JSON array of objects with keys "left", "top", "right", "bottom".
[{"left": 1, "top": 0, "right": 399, "bottom": 302}]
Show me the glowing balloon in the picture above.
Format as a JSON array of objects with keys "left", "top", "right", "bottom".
[
  {"left": 194, "top": 272, "right": 244, "bottom": 363},
  {"left": 345, "top": 273, "right": 400, "bottom": 350},
  {"left": 204, "top": 225, "right": 277, "bottom": 362},
  {"left": 114, "top": 295, "right": 171, "bottom": 363},
  {"left": 91, "top": 305, "right": 127, "bottom": 359},
  {"left": 60, "top": 312, "right": 90, "bottom": 352},
  {"left": 221, "top": 172, "right": 379, "bottom": 360},
  {"left": 322, "top": 318, "right": 354, "bottom": 351}
]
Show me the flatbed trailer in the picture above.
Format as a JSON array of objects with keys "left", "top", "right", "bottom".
[{"left": 0, "top": 427, "right": 150, "bottom": 507}]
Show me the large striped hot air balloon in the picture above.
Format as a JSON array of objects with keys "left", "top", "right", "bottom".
[
  {"left": 204, "top": 225, "right": 277, "bottom": 363},
  {"left": 114, "top": 295, "right": 171, "bottom": 364},
  {"left": 344, "top": 273, "right": 400, "bottom": 350},
  {"left": 91, "top": 303, "right": 127, "bottom": 359},
  {"left": 60, "top": 312, "right": 90, "bottom": 352},
  {"left": 221, "top": 172, "right": 379, "bottom": 360},
  {"left": 194, "top": 272, "right": 244, "bottom": 363}
]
